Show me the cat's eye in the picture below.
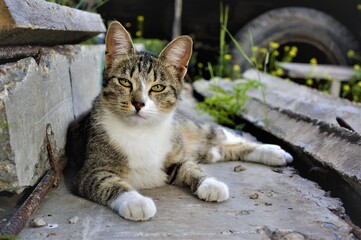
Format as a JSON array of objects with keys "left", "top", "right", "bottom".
[
  {"left": 151, "top": 84, "right": 166, "bottom": 92},
  {"left": 118, "top": 78, "right": 132, "bottom": 88}
]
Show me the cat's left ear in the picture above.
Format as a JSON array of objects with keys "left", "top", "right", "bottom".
[
  {"left": 104, "top": 21, "right": 135, "bottom": 68},
  {"left": 159, "top": 36, "right": 193, "bottom": 80}
]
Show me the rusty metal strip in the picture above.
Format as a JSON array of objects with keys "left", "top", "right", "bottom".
[{"left": 0, "top": 124, "right": 67, "bottom": 237}]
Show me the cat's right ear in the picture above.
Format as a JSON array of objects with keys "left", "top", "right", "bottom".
[{"left": 104, "top": 21, "right": 135, "bottom": 68}]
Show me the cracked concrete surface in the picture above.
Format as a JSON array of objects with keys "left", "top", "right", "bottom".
[{"left": 19, "top": 163, "right": 354, "bottom": 239}]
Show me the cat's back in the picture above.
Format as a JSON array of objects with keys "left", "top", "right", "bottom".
[{"left": 176, "top": 110, "right": 224, "bottom": 143}]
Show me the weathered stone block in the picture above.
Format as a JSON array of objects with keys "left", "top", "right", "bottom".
[
  {"left": 0, "top": 45, "right": 104, "bottom": 193},
  {"left": 0, "top": 0, "right": 106, "bottom": 46},
  {"left": 0, "top": 53, "right": 73, "bottom": 193},
  {"left": 68, "top": 45, "right": 104, "bottom": 117}
]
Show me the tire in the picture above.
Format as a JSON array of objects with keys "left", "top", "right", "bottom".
[{"left": 231, "top": 7, "right": 360, "bottom": 71}]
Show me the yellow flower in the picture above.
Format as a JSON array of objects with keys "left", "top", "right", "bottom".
[
  {"left": 224, "top": 54, "right": 232, "bottom": 61},
  {"left": 354, "top": 64, "right": 360, "bottom": 71},
  {"left": 197, "top": 62, "right": 204, "bottom": 68},
  {"left": 260, "top": 48, "right": 268, "bottom": 54},
  {"left": 347, "top": 50, "right": 355, "bottom": 58},
  {"left": 289, "top": 46, "right": 298, "bottom": 57},
  {"left": 137, "top": 15, "right": 145, "bottom": 22},
  {"left": 275, "top": 68, "right": 284, "bottom": 76},
  {"left": 357, "top": 4, "right": 361, "bottom": 10},
  {"left": 135, "top": 31, "right": 142, "bottom": 37},
  {"left": 289, "top": 50, "right": 297, "bottom": 57},
  {"left": 310, "top": 58, "right": 317, "bottom": 65},
  {"left": 250, "top": 56, "right": 256, "bottom": 64},
  {"left": 343, "top": 84, "right": 351, "bottom": 92},
  {"left": 251, "top": 46, "right": 259, "bottom": 52},
  {"left": 224, "top": 77, "right": 231, "bottom": 81},
  {"left": 125, "top": 22, "right": 132, "bottom": 28},
  {"left": 269, "top": 41, "right": 280, "bottom": 49},
  {"left": 273, "top": 50, "right": 279, "bottom": 57},
  {"left": 306, "top": 79, "right": 313, "bottom": 86},
  {"left": 284, "top": 46, "right": 290, "bottom": 52},
  {"left": 233, "top": 64, "right": 241, "bottom": 72},
  {"left": 357, "top": 81, "right": 361, "bottom": 88}
]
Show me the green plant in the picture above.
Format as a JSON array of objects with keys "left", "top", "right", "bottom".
[
  {"left": 220, "top": 26, "right": 270, "bottom": 126},
  {"left": 197, "top": 80, "right": 261, "bottom": 129},
  {"left": 339, "top": 53, "right": 361, "bottom": 102},
  {"left": 0, "top": 121, "right": 9, "bottom": 129},
  {"left": 249, "top": 41, "right": 298, "bottom": 77},
  {"left": 189, "top": 3, "right": 241, "bottom": 81},
  {"left": 0, "top": 235, "right": 19, "bottom": 240},
  {"left": 218, "top": 3, "right": 228, "bottom": 78},
  {"left": 123, "top": 16, "right": 167, "bottom": 55},
  {"left": 197, "top": 3, "right": 265, "bottom": 129},
  {"left": 133, "top": 38, "right": 167, "bottom": 55}
]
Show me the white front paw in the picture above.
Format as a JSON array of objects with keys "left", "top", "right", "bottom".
[
  {"left": 245, "top": 144, "right": 293, "bottom": 166},
  {"left": 110, "top": 191, "right": 156, "bottom": 221},
  {"left": 196, "top": 178, "right": 229, "bottom": 202}
]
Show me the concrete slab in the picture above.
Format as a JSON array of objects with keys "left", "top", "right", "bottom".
[
  {"left": 0, "top": 0, "right": 106, "bottom": 46},
  {"left": 242, "top": 69, "right": 361, "bottom": 134},
  {"left": 193, "top": 71, "right": 361, "bottom": 196},
  {"left": 18, "top": 163, "right": 354, "bottom": 239}
]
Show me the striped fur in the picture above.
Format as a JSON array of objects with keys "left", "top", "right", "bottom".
[{"left": 66, "top": 21, "right": 292, "bottom": 221}]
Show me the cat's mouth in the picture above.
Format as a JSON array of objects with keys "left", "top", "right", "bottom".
[{"left": 131, "top": 112, "right": 146, "bottom": 119}]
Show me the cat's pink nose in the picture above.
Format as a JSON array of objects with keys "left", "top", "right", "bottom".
[{"left": 132, "top": 101, "right": 145, "bottom": 112}]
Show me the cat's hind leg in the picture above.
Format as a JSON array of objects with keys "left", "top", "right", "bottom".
[{"left": 220, "top": 128, "right": 293, "bottom": 166}]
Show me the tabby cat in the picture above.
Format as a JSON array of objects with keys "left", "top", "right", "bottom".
[{"left": 66, "top": 21, "right": 293, "bottom": 221}]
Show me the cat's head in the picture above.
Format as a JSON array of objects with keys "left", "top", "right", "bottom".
[{"left": 100, "top": 21, "right": 192, "bottom": 126}]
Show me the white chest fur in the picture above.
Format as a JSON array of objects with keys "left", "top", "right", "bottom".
[{"left": 101, "top": 111, "right": 173, "bottom": 189}]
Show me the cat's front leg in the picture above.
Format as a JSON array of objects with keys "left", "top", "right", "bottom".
[
  {"left": 75, "top": 168, "right": 156, "bottom": 221},
  {"left": 196, "top": 178, "right": 229, "bottom": 202},
  {"left": 168, "top": 161, "right": 229, "bottom": 202},
  {"left": 110, "top": 191, "right": 156, "bottom": 221}
]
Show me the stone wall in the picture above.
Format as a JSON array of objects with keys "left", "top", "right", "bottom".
[{"left": 0, "top": 45, "right": 104, "bottom": 193}]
